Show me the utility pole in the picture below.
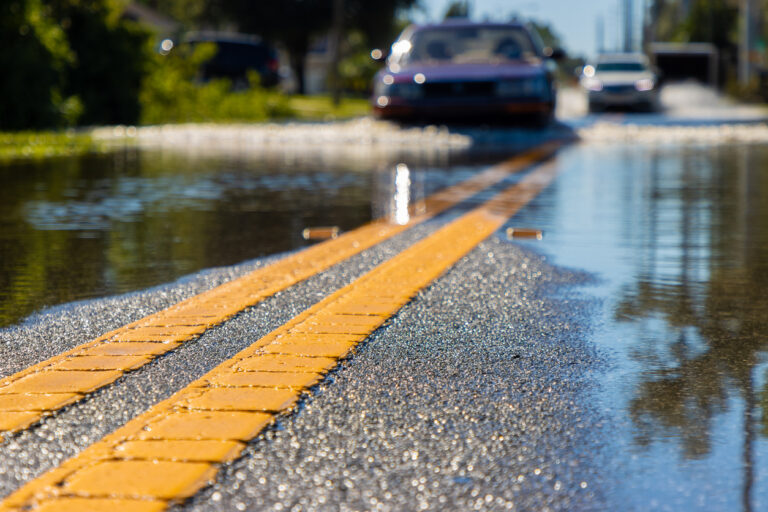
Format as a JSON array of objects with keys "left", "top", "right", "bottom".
[
  {"left": 739, "top": 0, "right": 754, "bottom": 86},
  {"left": 329, "top": 0, "right": 344, "bottom": 106},
  {"left": 624, "top": 0, "right": 634, "bottom": 52},
  {"left": 597, "top": 15, "right": 605, "bottom": 54},
  {"left": 642, "top": 0, "right": 654, "bottom": 54}
]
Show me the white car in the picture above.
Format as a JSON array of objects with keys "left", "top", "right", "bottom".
[{"left": 581, "top": 53, "right": 660, "bottom": 112}]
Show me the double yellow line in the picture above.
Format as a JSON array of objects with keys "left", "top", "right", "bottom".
[
  {"left": 1, "top": 143, "right": 565, "bottom": 511},
  {"left": 0, "top": 142, "right": 560, "bottom": 440}
]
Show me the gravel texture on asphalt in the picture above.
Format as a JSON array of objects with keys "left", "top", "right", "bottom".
[
  {"left": 0, "top": 155, "right": 610, "bottom": 511},
  {"left": 0, "top": 211, "right": 449, "bottom": 498},
  {"left": 176, "top": 234, "right": 608, "bottom": 512},
  {"left": 0, "top": 161, "right": 540, "bottom": 498}
]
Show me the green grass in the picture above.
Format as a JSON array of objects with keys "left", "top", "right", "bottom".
[
  {"left": 1, "top": 95, "right": 372, "bottom": 163},
  {"left": 287, "top": 95, "right": 371, "bottom": 121},
  {"left": 0, "top": 132, "right": 105, "bottom": 162}
]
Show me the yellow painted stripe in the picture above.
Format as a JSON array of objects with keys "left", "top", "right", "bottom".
[
  {"left": 0, "top": 156, "right": 563, "bottom": 512},
  {"left": 0, "top": 142, "right": 563, "bottom": 441}
]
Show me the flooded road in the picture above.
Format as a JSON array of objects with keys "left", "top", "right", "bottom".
[
  {"left": 0, "top": 148, "right": 497, "bottom": 327},
  {"left": 2, "top": 102, "right": 768, "bottom": 509},
  {"left": 516, "top": 141, "right": 768, "bottom": 510}
]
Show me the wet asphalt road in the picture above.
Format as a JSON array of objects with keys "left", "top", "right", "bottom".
[
  {"left": 0, "top": 150, "right": 608, "bottom": 511},
  {"left": 179, "top": 236, "right": 605, "bottom": 512},
  {"left": 3, "top": 85, "right": 768, "bottom": 511}
]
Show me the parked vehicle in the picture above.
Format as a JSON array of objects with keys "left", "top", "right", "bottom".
[
  {"left": 581, "top": 53, "right": 660, "bottom": 112},
  {"left": 171, "top": 32, "right": 280, "bottom": 88},
  {"left": 371, "top": 20, "right": 563, "bottom": 124}
]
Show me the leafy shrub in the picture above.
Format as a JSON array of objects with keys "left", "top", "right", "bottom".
[
  {"left": 139, "top": 43, "right": 294, "bottom": 125},
  {"left": 338, "top": 31, "right": 380, "bottom": 95},
  {"left": 51, "top": 0, "right": 154, "bottom": 126}
]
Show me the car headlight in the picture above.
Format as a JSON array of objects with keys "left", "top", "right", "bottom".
[
  {"left": 634, "top": 78, "right": 655, "bottom": 92},
  {"left": 496, "top": 76, "right": 547, "bottom": 97},
  {"left": 582, "top": 77, "right": 603, "bottom": 92}
]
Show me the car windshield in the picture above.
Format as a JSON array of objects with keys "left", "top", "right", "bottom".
[
  {"left": 400, "top": 26, "right": 537, "bottom": 65},
  {"left": 596, "top": 62, "right": 646, "bottom": 72}
]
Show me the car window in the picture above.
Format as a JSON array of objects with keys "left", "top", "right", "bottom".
[
  {"left": 596, "top": 62, "right": 646, "bottom": 72},
  {"left": 401, "top": 26, "right": 537, "bottom": 65}
]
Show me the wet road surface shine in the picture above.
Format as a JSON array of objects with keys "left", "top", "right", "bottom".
[
  {"left": 0, "top": 144, "right": 562, "bottom": 443},
  {"left": 0, "top": 155, "right": 565, "bottom": 510}
]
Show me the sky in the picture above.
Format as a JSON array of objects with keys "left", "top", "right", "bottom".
[{"left": 415, "top": 0, "right": 641, "bottom": 59}]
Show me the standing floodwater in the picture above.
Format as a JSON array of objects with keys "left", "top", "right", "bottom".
[
  {"left": 513, "top": 141, "right": 768, "bottom": 511},
  {"left": 0, "top": 147, "right": 501, "bottom": 328}
]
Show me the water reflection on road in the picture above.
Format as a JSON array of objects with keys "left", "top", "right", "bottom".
[
  {"left": 521, "top": 142, "right": 768, "bottom": 511},
  {"left": 0, "top": 147, "right": 504, "bottom": 328}
]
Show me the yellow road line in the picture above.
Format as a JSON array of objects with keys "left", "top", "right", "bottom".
[
  {"left": 0, "top": 142, "right": 563, "bottom": 440},
  {"left": 0, "top": 156, "right": 563, "bottom": 512}
]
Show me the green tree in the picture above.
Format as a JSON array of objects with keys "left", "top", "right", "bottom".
[
  {"left": 675, "top": 0, "right": 737, "bottom": 48},
  {"left": 196, "top": 0, "right": 417, "bottom": 94},
  {"left": 50, "top": 0, "right": 154, "bottom": 125},
  {"left": 0, "top": 0, "right": 154, "bottom": 129},
  {"left": 0, "top": 0, "right": 74, "bottom": 129},
  {"left": 443, "top": 0, "right": 471, "bottom": 19},
  {"left": 136, "top": 0, "right": 206, "bottom": 28}
]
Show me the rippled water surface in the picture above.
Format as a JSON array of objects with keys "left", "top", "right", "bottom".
[
  {"left": 514, "top": 142, "right": 768, "bottom": 511},
  {"left": 0, "top": 148, "right": 495, "bottom": 327}
]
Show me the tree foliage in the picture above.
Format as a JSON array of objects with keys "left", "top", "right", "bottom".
[
  {"left": 139, "top": 43, "right": 293, "bottom": 124},
  {"left": 1, "top": 0, "right": 414, "bottom": 128},
  {"left": 49, "top": 0, "right": 154, "bottom": 126},
  {"left": 674, "top": 0, "right": 738, "bottom": 48},
  {"left": 0, "top": 0, "right": 72, "bottom": 129},
  {"left": 443, "top": 0, "right": 471, "bottom": 20},
  {"left": 196, "top": 0, "right": 417, "bottom": 93},
  {"left": 0, "top": 0, "right": 153, "bottom": 129}
]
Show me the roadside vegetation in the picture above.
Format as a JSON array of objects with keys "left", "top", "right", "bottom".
[
  {"left": 288, "top": 96, "right": 370, "bottom": 121},
  {"left": 0, "top": 132, "right": 105, "bottom": 162},
  {"left": 1, "top": 0, "right": 393, "bottom": 160},
  {"left": 1, "top": 0, "right": 416, "bottom": 134},
  {"left": 138, "top": 43, "right": 295, "bottom": 124}
]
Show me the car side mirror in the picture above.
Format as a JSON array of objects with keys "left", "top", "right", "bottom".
[{"left": 370, "top": 48, "right": 388, "bottom": 62}]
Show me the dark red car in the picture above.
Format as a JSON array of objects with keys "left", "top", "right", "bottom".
[{"left": 371, "top": 20, "right": 562, "bottom": 124}]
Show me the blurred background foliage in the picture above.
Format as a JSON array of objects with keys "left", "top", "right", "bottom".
[
  {"left": 1, "top": 0, "right": 151, "bottom": 129},
  {"left": 1, "top": 0, "right": 412, "bottom": 130},
  {"left": 139, "top": 42, "right": 293, "bottom": 124}
]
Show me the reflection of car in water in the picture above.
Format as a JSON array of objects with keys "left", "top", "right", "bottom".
[
  {"left": 175, "top": 33, "right": 280, "bottom": 88},
  {"left": 581, "top": 53, "right": 660, "bottom": 112},
  {"left": 371, "top": 21, "right": 562, "bottom": 125}
]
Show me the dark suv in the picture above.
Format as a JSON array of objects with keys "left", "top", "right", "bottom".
[{"left": 180, "top": 32, "right": 280, "bottom": 88}]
